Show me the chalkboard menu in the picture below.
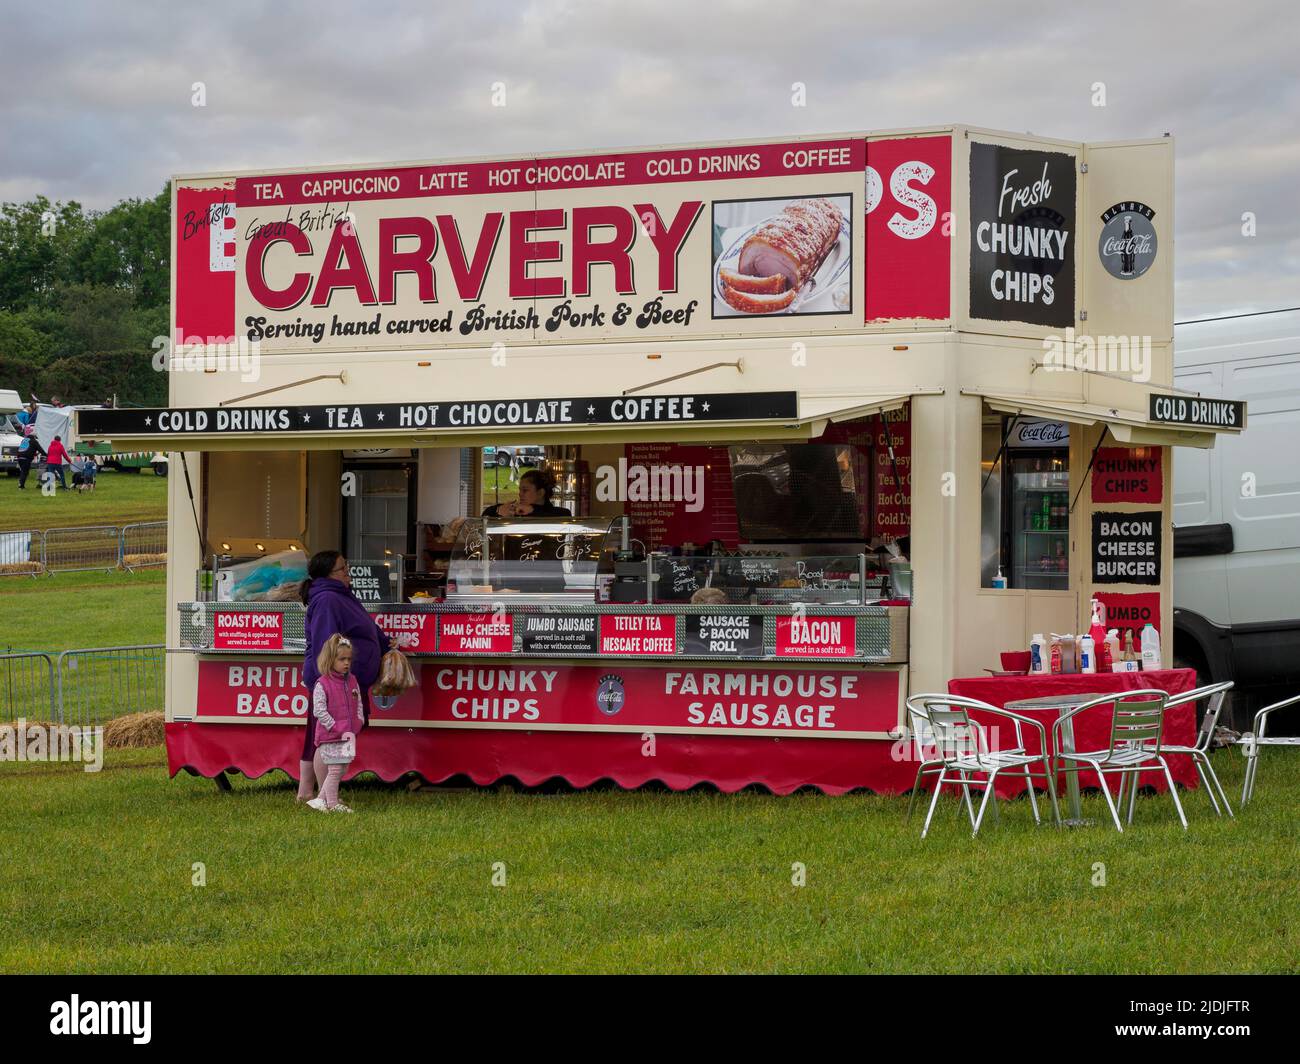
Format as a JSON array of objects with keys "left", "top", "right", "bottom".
[
  {"left": 655, "top": 557, "right": 708, "bottom": 601},
  {"left": 348, "top": 561, "right": 400, "bottom": 602},
  {"left": 683, "top": 613, "right": 764, "bottom": 658},
  {"left": 1092, "top": 510, "right": 1162, "bottom": 585},
  {"left": 519, "top": 612, "right": 599, "bottom": 654}
]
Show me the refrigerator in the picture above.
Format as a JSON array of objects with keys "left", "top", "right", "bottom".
[{"left": 1002, "top": 421, "right": 1070, "bottom": 590}]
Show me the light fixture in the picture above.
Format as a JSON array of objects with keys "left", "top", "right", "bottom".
[
  {"left": 255, "top": 543, "right": 265, "bottom": 552},
  {"left": 221, "top": 542, "right": 231, "bottom": 551}
]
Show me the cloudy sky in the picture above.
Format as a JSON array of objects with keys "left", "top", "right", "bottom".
[{"left": 2, "top": 0, "right": 1296, "bottom": 320}]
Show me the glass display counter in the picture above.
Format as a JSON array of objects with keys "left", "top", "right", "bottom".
[{"left": 446, "top": 516, "right": 621, "bottom": 603}]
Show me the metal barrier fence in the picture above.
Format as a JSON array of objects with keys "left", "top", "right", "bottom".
[
  {"left": 0, "top": 529, "right": 43, "bottom": 575},
  {"left": 0, "top": 651, "right": 57, "bottom": 724},
  {"left": 56, "top": 645, "right": 165, "bottom": 728},
  {"left": 0, "top": 645, "right": 164, "bottom": 727},
  {"left": 43, "top": 524, "right": 122, "bottom": 573},
  {"left": 0, "top": 522, "right": 167, "bottom": 576},
  {"left": 121, "top": 522, "right": 167, "bottom": 571}
]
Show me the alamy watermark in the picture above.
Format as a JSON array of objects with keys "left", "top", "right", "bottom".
[
  {"left": 594, "top": 459, "right": 704, "bottom": 512},
  {"left": 0, "top": 719, "right": 103, "bottom": 772},
  {"left": 152, "top": 334, "right": 262, "bottom": 383},
  {"left": 1042, "top": 327, "right": 1151, "bottom": 383}
]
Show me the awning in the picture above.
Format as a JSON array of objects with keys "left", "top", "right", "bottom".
[
  {"left": 795, "top": 390, "right": 938, "bottom": 436},
  {"left": 966, "top": 389, "right": 1244, "bottom": 449},
  {"left": 74, "top": 389, "right": 940, "bottom": 452}
]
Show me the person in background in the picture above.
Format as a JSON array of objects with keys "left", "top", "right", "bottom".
[
  {"left": 296, "top": 550, "right": 395, "bottom": 804},
  {"left": 16, "top": 424, "right": 45, "bottom": 490},
  {"left": 73, "top": 448, "right": 98, "bottom": 491},
  {"left": 481, "top": 469, "right": 572, "bottom": 518},
  {"left": 306, "top": 633, "right": 363, "bottom": 813},
  {"left": 43, "top": 434, "right": 70, "bottom": 490}
]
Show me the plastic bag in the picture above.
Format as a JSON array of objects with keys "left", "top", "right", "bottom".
[{"left": 372, "top": 648, "right": 418, "bottom": 698}]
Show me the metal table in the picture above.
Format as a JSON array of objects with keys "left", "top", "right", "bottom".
[{"left": 1003, "top": 693, "right": 1098, "bottom": 826}]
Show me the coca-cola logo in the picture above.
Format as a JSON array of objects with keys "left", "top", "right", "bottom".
[
  {"left": 1014, "top": 420, "right": 1070, "bottom": 445},
  {"left": 1098, "top": 201, "right": 1158, "bottom": 280}
]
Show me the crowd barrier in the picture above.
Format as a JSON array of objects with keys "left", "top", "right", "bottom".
[
  {"left": 0, "top": 645, "right": 165, "bottom": 727},
  {"left": 0, "top": 522, "right": 167, "bottom": 575}
]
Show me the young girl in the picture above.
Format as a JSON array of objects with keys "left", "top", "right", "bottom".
[{"left": 306, "top": 634, "right": 364, "bottom": 813}]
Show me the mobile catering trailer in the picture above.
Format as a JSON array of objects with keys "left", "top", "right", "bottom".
[{"left": 79, "top": 126, "right": 1245, "bottom": 792}]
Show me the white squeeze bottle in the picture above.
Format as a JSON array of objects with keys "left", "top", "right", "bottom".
[
  {"left": 1105, "top": 629, "right": 1122, "bottom": 672},
  {"left": 1080, "top": 633, "right": 1096, "bottom": 673},
  {"left": 1030, "top": 633, "right": 1047, "bottom": 675},
  {"left": 1140, "top": 623, "right": 1162, "bottom": 670}
]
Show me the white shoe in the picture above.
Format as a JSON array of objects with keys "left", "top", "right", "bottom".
[
  {"left": 329, "top": 802, "right": 354, "bottom": 813},
  {"left": 306, "top": 797, "right": 327, "bottom": 812}
]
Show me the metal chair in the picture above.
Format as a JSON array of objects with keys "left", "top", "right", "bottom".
[
  {"left": 1052, "top": 689, "right": 1186, "bottom": 833},
  {"left": 1160, "top": 681, "right": 1236, "bottom": 818},
  {"left": 1240, "top": 691, "right": 1300, "bottom": 805},
  {"left": 905, "top": 694, "right": 1060, "bottom": 838}
]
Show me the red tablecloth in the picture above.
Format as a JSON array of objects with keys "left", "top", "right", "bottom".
[{"left": 945, "top": 668, "right": 1198, "bottom": 796}]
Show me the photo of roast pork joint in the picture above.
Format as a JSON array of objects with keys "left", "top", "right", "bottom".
[{"left": 713, "top": 195, "right": 850, "bottom": 316}]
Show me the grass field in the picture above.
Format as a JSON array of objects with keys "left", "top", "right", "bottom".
[
  {"left": 0, "top": 568, "right": 166, "bottom": 652},
  {"left": 0, "top": 743, "right": 1295, "bottom": 973},
  {"left": 481, "top": 465, "right": 522, "bottom": 510},
  {"left": 0, "top": 467, "right": 168, "bottom": 531},
  {"left": 1, "top": 461, "right": 1294, "bottom": 973}
]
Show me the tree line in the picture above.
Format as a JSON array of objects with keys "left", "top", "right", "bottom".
[{"left": 0, "top": 187, "right": 169, "bottom": 406}]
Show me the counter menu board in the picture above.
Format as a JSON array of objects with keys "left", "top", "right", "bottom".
[
  {"left": 519, "top": 613, "right": 599, "bottom": 655},
  {"left": 683, "top": 613, "right": 764, "bottom": 658}
]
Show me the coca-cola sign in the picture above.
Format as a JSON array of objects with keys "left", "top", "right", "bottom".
[
  {"left": 1010, "top": 419, "right": 1070, "bottom": 447},
  {"left": 1098, "top": 201, "right": 1157, "bottom": 280}
]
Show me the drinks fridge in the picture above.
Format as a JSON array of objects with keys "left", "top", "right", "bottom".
[{"left": 1002, "top": 421, "right": 1070, "bottom": 590}]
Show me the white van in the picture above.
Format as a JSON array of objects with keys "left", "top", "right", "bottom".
[
  {"left": 0, "top": 388, "right": 27, "bottom": 474},
  {"left": 1172, "top": 308, "right": 1300, "bottom": 708}
]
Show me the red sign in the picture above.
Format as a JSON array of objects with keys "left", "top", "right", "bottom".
[
  {"left": 374, "top": 610, "right": 437, "bottom": 653},
  {"left": 864, "top": 136, "right": 952, "bottom": 321},
  {"left": 623, "top": 442, "right": 739, "bottom": 551},
  {"left": 175, "top": 185, "right": 237, "bottom": 345},
  {"left": 195, "top": 660, "right": 424, "bottom": 720},
  {"left": 195, "top": 659, "right": 901, "bottom": 737},
  {"left": 414, "top": 662, "right": 897, "bottom": 737},
  {"left": 1094, "top": 592, "right": 1161, "bottom": 643},
  {"left": 1092, "top": 447, "right": 1163, "bottom": 504},
  {"left": 774, "top": 616, "right": 857, "bottom": 658},
  {"left": 213, "top": 610, "right": 284, "bottom": 651},
  {"left": 599, "top": 614, "right": 676, "bottom": 655},
  {"left": 438, "top": 613, "right": 513, "bottom": 654},
  {"left": 197, "top": 660, "right": 311, "bottom": 719}
]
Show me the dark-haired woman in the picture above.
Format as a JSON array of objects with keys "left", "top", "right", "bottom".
[
  {"left": 295, "top": 550, "right": 392, "bottom": 803},
  {"left": 481, "top": 469, "right": 572, "bottom": 518}
]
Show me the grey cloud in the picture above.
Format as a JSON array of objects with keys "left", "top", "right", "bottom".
[{"left": 1, "top": 0, "right": 1296, "bottom": 319}]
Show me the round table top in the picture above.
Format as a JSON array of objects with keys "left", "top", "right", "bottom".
[{"left": 1003, "top": 693, "right": 1105, "bottom": 710}]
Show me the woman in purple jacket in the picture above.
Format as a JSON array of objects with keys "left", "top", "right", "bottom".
[{"left": 295, "top": 550, "right": 393, "bottom": 803}]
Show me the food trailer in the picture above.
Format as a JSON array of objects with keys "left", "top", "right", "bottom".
[{"left": 79, "top": 125, "right": 1245, "bottom": 793}]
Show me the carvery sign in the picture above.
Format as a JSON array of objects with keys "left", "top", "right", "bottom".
[{"left": 175, "top": 134, "right": 953, "bottom": 350}]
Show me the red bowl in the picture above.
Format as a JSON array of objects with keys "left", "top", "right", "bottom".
[{"left": 1001, "top": 651, "right": 1032, "bottom": 673}]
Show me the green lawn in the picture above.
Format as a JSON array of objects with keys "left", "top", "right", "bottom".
[
  {"left": 0, "top": 743, "right": 1295, "bottom": 973},
  {"left": 481, "top": 464, "right": 522, "bottom": 510},
  {"left": 0, "top": 467, "right": 167, "bottom": 531},
  {"left": 0, "top": 568, "right": 165, "bottom": 653}
]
